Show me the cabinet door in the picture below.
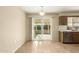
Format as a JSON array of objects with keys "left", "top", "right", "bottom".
[
  {"left": 59, "top": 16, "right": 67, "bottom": 25},
  {"left": 63, "top": 32, "right": 72, "bottom": 42},
  {"left": 72, "top": 32, "right": 79, "bottom": 42}
]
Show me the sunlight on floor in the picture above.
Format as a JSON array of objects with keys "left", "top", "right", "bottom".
[{"left": 16, "top": 41, "right": 79, "bottom": 53}]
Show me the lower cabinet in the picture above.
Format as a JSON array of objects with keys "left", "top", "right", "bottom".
[
  {"left": 60, "top": 32, "right": 79, "bottom": 44},
  {"left": 72, "top": 32, "right": 79, "bottom": 43},
  {"left": 63, "top": 32, "right": 73, "bottom": 43}
]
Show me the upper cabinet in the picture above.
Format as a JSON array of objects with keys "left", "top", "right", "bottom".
[
  {"left": 67, "top": 17, "right": 79, "bottom": 27},
  {"left": 67, "top": 17, "right": 73, "bottom": 27},
  {"left": 59, "top": 16, "right": 79, "bottom": 26},
  {"left": 59, "top": 16, "right": 67, "bottom": 25}
]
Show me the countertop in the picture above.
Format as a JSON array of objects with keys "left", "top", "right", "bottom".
[{"left": 59, "top": 30, "right": 79, "bottom": 32}]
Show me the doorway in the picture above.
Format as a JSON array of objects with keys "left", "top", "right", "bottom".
[{"left": 32, "top": 17, "right": 52, "bottom": 40}]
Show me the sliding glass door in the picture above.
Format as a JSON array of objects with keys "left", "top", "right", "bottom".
[{"left": 32, "top": 18, "right": 52, "bottom": 40}]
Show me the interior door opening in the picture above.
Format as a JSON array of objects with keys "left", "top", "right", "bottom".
[{"left": 32, "top": 17, "right": 52, "bottom": 40}]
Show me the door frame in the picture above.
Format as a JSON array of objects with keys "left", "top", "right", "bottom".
[{"left": 32, "top": 17, "right": 52, "bottom": 40}]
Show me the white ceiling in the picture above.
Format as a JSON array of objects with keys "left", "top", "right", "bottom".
[{"left": 22, "top": 6, "right": 79, "bottom": 13}]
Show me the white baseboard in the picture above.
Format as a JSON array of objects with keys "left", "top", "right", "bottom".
[{"left": 12, "top": 41, "right": 25, "bottom": 53}]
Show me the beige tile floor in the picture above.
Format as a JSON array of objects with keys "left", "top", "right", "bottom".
[{"left": 16, "top": 40, "right": 79, "bottom": 53}]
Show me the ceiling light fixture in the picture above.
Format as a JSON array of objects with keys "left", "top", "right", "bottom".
[{"left": 39, "top": 6, "right": 45, "bottom": 16}]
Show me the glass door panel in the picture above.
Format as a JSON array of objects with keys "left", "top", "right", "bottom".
[
  {"left": 43, "top": 19, "right": 51, "bottom": 34},
  {"left": 32, "top": 18, "right": 52, "bottom": 40}
]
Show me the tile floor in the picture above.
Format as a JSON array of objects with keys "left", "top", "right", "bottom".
[{"left": 16, "top": 40, "right": 79, "bottom": 53}]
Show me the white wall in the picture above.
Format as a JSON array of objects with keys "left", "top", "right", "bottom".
[
  {"left": 28, "top": 17, "right": 32, "bottom": 40},
  {"left": 0, "top": 7, "right": 28, "bottom": 53},
  {"left": 52, "top": 16, "right": 59, "bottom": 42},
  {"left": 25, "top": 15, "right": 32, "bottom": 41}
]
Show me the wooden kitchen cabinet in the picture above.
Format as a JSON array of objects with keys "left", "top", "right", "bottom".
[
  {"left": 59, "top": 16, "right": 67, "bottom": 25},
  {"left": 72, "top": 32, "right": 79, "bottom": 42},
  {"left": 63, "top": 32, "right": 73, "bottom": 43},
  {"left": 59, "top": 31, "right": 79, "bottom": 44}
]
